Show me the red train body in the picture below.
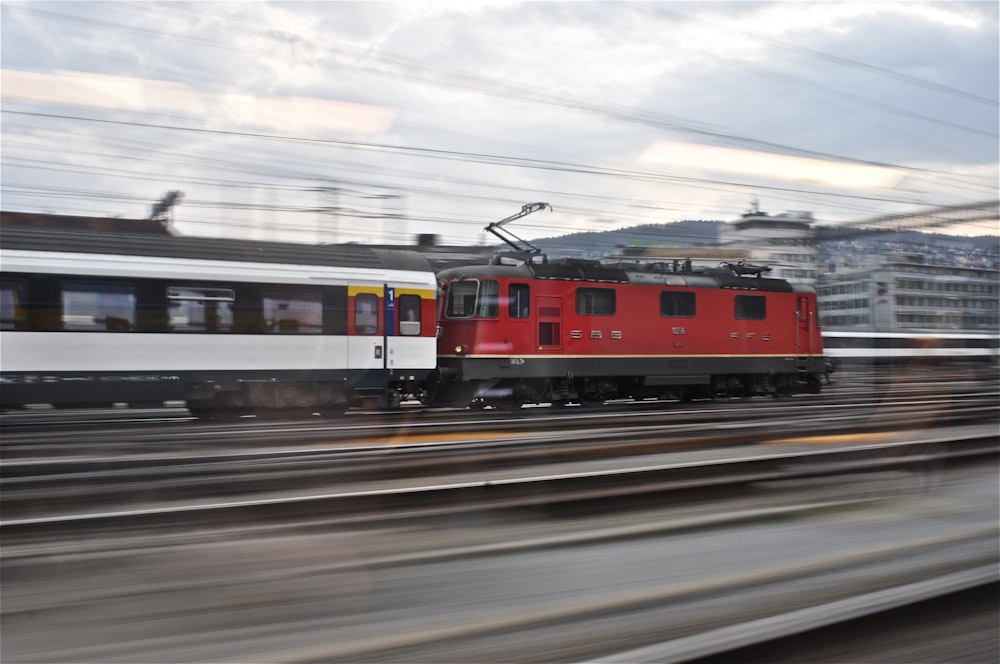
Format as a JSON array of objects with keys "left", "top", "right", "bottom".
[{"left": 434, "top": 258, "right": 826, "bottom": 408}]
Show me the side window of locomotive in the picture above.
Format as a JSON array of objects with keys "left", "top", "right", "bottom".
[
  {"left": 508, "top": 283, "right": 530, "bottom": 319},
  {"left": 576, "top": 287, "right": 616, "bottom": 315},
  {"left": 735, "top": 294, "right": 767, "bottom": 320},
  {"left": 167, "top": 287, "right": 235, "bottom": 332},
  {"left": 661, "top": 291, "right": 696, "bottom": 317},
  {"left": 263, "top": 287, "right": 323, "bottom": 334},
  {"left": 61, "top": 282, "right": 136, "bottom": 331},
  {"left": 398, "top": 294, "right": 421, "bottom": 336},
  {"left": 355, "top": 293, "right": 379, "bottom": 335},
  {"left": 445, "top": 280, "right": 479, "bottom": 318},
  {"left": 0, "top": 280, "right": 26, "bottom": 330}
]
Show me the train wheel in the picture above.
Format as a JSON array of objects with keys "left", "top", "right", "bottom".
[{"left": 419, "top": 373, "right": 440, "bottom": 405}]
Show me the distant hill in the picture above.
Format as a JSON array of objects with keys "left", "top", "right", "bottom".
[
  {"left": 522, "top": 220, "right": 998, "bottom": 264},
  {"left": 530, "top": 220, "right": 723, "bottom": 258}
]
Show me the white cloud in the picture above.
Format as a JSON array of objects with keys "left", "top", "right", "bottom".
[
  {"left": 0, "top": 1, "right": 995, "bottom": 241},
  {"left": 1, "top": 69, "right": 398, "bottom": 135},
  {"left": 638, "top": 140, "right": 905, "bottom": 189}
]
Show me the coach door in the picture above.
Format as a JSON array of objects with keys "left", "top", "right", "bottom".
[
  {"left": 348, "top": 284, "right": 386, "bottom": 371},
  {"left": 536, "top": 296, "right": 562, "bottom": 351}
]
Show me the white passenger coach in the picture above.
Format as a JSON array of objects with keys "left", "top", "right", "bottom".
[{"left": 0, "top": 221, "right": 438, "bottom": 416}]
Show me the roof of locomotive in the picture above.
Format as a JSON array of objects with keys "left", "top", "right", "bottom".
[
  {"left": 0, "top": 224, "right": 435, "bottom": 274},
  {"left": 437, "top": 257, "right": 809, "bottom": 293}
]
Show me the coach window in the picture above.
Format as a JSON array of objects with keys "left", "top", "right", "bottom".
[
  {"left": 398, "top": 294, "right": 421, "bottom": 336},
  {"left": 167, "top": 287, "right": 234, "bottom": 332},
  {"left": 508, "top": 283, "right": 530, "bottom": 319},
  {"left": 62, "top": 282, "right": 136, "bottom": 331},
  {"left": 576, "top": 287, "right": 616, "bottom": 315},
  {"left": 735, "top": 294, "right": 767, "bottom": 320},
  {"left": 0, "top": 281, "right": 26, "bottom": 330},
  {"left": 661, "top": 291, "right": 695, "bottom": 317},
  {"left": 263, "top": 287, "right": 323, "bottom": 334},
  {"left": 355, "top": 293, "right": 379, "bottom": 335}
]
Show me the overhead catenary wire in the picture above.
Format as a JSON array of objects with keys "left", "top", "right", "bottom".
[{"left": 2, "top": 3, "right": 996, "bottom": 240}]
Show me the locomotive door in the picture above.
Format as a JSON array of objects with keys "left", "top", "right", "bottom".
[
  {"left": 796, "top": 296, "right": 814, "bottom": 356},
  {"left": 536, "top": 296, "right": 562, "bottom": 351}
]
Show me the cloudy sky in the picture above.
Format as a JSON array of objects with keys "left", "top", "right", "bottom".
[{"left": 1, "top": 1, "right": 997, "bottom": 245}]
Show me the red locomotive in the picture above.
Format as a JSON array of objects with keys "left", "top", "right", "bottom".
[{"left": 432, "top": 203, "right": 826, "bottom": 408}]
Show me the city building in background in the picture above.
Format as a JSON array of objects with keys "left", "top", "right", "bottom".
[
  {"left": 719, "top": 200, "right": 820, "bottom": 285},
  {"left": 816, "top": 256, "right": 998, "bottom": 332},
  {"left": 717, "top": 201, "right": 999, "bottom": 334}
]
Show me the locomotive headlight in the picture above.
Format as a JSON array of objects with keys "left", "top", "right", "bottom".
[{"left": 455, "top": 344, "right": 467, "bottom": 355}]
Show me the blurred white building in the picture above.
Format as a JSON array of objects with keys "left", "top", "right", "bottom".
[
  {"left": 718, "top": 202, "right": 999, "bottom": 333},
  {"left": 719, "top": 201, "right": 819, "bottom": 285},
  {"left": 816, "top": 255, "right": 999, "bottom": 332}
]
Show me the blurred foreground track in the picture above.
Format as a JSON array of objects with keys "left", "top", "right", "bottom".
[
  {"left": 1, "top": 378, "right": 997, "bottom": 663},
  {"left": 2, "top": 387, "right": 997, "bottom": 519},
  {"left": 2, "top": 460, "right": 996, "bottom": 663}
]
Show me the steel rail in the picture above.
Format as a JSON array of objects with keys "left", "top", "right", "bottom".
[
  {"left": 227, "top": 526, "right": 1000, "bottom": 663},
  {"left": 3, "top": 425, "right": 995, "bottom": 536},
  {"left": 587, "top": 564, "right": 999, "bottom": 663}
]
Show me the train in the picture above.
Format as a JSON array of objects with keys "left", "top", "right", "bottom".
[
  {"left": 822, "top": 330, "right": 999, "bottom": 383},
  {"left": 0, "top": 204, "right": 832, "bottom": 415},
  {"left": 431, "top": 203, "right": 826, "bottom": 408},
  {"left": 822, "top": 330, "right": 999, "bottom": 364},
  {"left": 432, "top": 257, "right": 827, "bottom": 408},
  {"left": 0, "top": 216, "right": 438, "bottom": 417}
]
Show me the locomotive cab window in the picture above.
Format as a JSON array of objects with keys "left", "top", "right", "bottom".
[
  {"left": 445, "top": 279, "right": 498, "bottom": 319},
  {"left": 445, "top": 280, "right": 477, "bottom": 318},
  {"left": 661, "top": 291, "right": 696, "bottom": 317},
  {"left": 576, "top": 287, "right": 616, "bottom": 315},
  {"left": 735, "top": 294, "right": 767, "bottom": 320},
  {"left": 398, "top": 294, "right": 421, "bottom": 336},
  {"left": 477, "top": 279, "right": 499, "bottom": 318},
  {"left": 167, "top": 287, "right": 234, "bottom": 332},
  {"left": 62, "top": 282, "right": 136, "bottom": 331},
  {"left": 508, "top": 283, "right": 530, "bottom": 319}
]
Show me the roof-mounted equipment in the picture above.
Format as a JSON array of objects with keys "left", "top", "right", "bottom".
[
  {"left": 485, "top": 202, "right": 551, "bottom": 264},
  {"left": 722, "top": 260, "right": 771, "bottom": 277}
]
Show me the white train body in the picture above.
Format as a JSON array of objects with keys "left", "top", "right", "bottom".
[{"left": 0, "top": 224, "right": 438, "bottom": 414}]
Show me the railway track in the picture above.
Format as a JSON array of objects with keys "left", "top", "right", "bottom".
[
  {"left": 685, "top": 581, "right": 999, "bottom": 664},
  {"left": 2, "top": 392, "right": 996, "bottom": 523},
  {"left": 3, "top": 457, "right": 996, "bottom": 662},
  {"left": 2, "top": 378, "right": 997, "bottom": 663}
]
